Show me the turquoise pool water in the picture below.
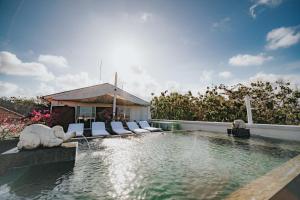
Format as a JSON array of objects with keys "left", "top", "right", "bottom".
[{"left": 0, "top": 131, "right": 299, "bottom": 200}]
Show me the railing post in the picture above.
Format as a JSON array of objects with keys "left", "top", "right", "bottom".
[{"left": 244, "top": 95, "right": 253, "bottom": 124}]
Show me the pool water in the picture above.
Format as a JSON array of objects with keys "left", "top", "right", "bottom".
[{"left": 0, "top": 131, "right": 299, "bottom": 200}]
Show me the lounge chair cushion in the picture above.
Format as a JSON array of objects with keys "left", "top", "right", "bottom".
[
  {"left": 139, "top": 121, "right": 162, "bottom": 132},
  {"left": 92, "top": 122, "right": 109, "bottom": 136},
  {"left": 144, "top": 127, "right": 161, "bottom": 132},
  {"left": 126, "top": 122, "right": 150, "bottom": 133},
  {"left": 132, "top": 128, "right": 150, "bottom": 133},
  {"left": 67, "top": 123, "right": 84, "bottom": 137},
  {"left": 111, "top": 122, "right": 132, "bottom": 135}
]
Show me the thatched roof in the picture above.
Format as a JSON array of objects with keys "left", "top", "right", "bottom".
[{"left": 42, "top": 83, "right": 149, "bottom": 106}]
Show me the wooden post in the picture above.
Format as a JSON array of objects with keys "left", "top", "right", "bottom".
[{"left": 112, "top": 72, "right": 117, "bottom": 121}]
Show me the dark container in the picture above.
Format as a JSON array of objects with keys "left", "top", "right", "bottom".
[{"left": 227, "top": 128, "right": 250, "bottom": 138}]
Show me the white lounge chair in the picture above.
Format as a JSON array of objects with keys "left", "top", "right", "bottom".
[
  {"left": 67, "top": 123, "right": 84, "bottom": 137},
  {"left": 126, "top": 122, "right": 150, "bottom": 134},
  {"left": 138, "top": 121, "right": 162, "bottom": 132},
  {"left": 92, "top": 122, "right": 110, "bottom": 136},
  {"left": 111, "top": 122, "right": 132, "bottom": 135}
]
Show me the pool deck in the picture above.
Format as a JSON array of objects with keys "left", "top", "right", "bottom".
[{"left": 225, "top": 154, "right": 300, "bottom": 200}]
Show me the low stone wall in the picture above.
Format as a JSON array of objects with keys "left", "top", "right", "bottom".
[
  {"left": 151, "top": 119, "right": 300, "bottom": 142},
  {"left": 0, "top": 142, "right": 77, "bottom": 175},
  {"left": 270, "top": 174, "right": 300, "bottom": 200},
  {"left": 0, "top": 138, "right": 19, "bottom": 154}
]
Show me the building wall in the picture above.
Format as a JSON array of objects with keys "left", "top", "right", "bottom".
[
  {"left": 50, "top": 101, "right": 150, "bottom": 122},
  {"left": 0, "top": 107, "right": 23, "bottom": 121},
  {"left": 129, "top": 106, "right": 149, "bottom": 121}
]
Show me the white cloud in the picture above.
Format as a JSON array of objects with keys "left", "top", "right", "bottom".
[
  {"left": 36, "top": 83, "right": 56, "bottom": 96},
  {"left": 131, "top": 65, "right": 144, "bottom": 74},
  {"left": 211, "top": 17, "right": 231, "bottom": 31},
  {"left": 0, "top": 81, "right": 19, "bottom": 96},
  {"left": 0, "top": 51, "right": 94, "bottom": 96},
  {"left": 123, "top": 12, "right": 154, "bottom": 23},
  {"left": 117, "top": 66, "right": 159, "bottom": 100},
  {"left": 229, "top": 53, "right": 273, "bottom": 66},
  {"left": 200, "top": 70, "right": 214, "bottom": 81},
  {"left": 0, "top": 72, "right": 98, "bottom": 97},
  {"left": 284, "top": 60, "right": 300, "bottom": 70},
  {"left": 54, "top": 72, "right": 97, "bottom": 91},
  {"left": 0, "top": 51, "right": 54, "bottom": 81},
  {"left": 249, "top": 72, "right": 300, "bottom": 87},
  {"left": 266, "top": 26, "right": 300, "bottom": 50},
  {"left": 0, "top": 81, "right": 23, "bottom": 97},
  {"left": 250, "top": 0, "right": 282, "bottom": 18},
  {"left": 218, "top": 71, "right": 232, "bottom": 79},
  {"left": 165, "top": 81, "right": 181, "bottom": 93},
  {"left": 121, "top": 66, "right": 194, "bottom": 99},
  {"left": 38, "top": 54, "right": 68, "bottom": 68},
  {"left": 34, "top": 72, "right": 98, "bottom": 96},
  {"left": 180, "top": 37, "right": 199, "bottom": 46},
  {"left": 140, "top": 12, "right": 153, "bottom": 23}
]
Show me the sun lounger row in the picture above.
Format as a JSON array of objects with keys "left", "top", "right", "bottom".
[{"left": 67, "top": 121, "right": 162, "bottom": 137}]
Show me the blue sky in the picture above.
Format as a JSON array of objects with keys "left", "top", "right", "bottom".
[{"left": 0, "top": 0, "right": 300, "bottom": 99}]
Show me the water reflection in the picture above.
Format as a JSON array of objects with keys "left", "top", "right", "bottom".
[{"left": 103, "top": 138, "right": 140, "bottom": 199}]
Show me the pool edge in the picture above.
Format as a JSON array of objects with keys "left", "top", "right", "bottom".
[{"left": 225, "top": 154, "right": 300, "bottom": 200}]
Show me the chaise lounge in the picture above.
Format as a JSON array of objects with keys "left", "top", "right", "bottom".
[
  {"left": 92, "top": 122, "right": 110, "bottom": 136},
  {"left": 111, "top": 121, "right": 133, "bottom": 135},
  {"left": 138, "top": 121, "right": 162, "bottom": 132},
  {"left": 67, "top": 123, "right": 84, "bottom": 137},
  {"left": 126, "top": 122, "right": 150, "bottom": 134}
]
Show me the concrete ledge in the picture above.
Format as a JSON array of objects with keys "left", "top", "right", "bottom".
[
  {"left": 0, "top": 142, "right": 77, "bottom": 175},
  {"left": 0, "top": 138, "right": 19, "bottom": 153},
  {"left": 151, "top": 119, "right": 300, "bottom": 142},
  {"left": 225, "top": 154, "right": 300, "bottom": 200},
  {"left": 270, "top": 174, "right": 300, "bottom": 200}
]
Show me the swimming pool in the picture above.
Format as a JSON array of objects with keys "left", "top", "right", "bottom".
[{"left": 0, "top": 131, "right": 299, "bottom": 200}]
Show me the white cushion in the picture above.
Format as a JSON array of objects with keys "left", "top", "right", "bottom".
[{"left": 67, "top": 123, "right": 84, "bottom": 136}]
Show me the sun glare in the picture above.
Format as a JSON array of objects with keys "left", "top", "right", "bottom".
[{"left": 110, "top": 42, "right": 143, "bottom": 67}]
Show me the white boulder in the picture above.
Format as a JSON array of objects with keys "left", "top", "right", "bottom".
[
  {"left": 232, "top": 119, "right": 246, "bottom": 129},
  {"left": 17, "top": 124, "right": 76, "bottom": 150}
]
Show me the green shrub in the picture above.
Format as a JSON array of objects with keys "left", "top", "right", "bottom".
[{"left": 151, "top": 81, "right": 300, "bottom": 125}]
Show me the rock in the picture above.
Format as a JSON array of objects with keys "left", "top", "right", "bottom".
[
  {"left": 232, "top": 119, "right": 246, "bottom": 129},
  {"left": 17, "top": 124, "right": 76, "bottom": 150}
]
